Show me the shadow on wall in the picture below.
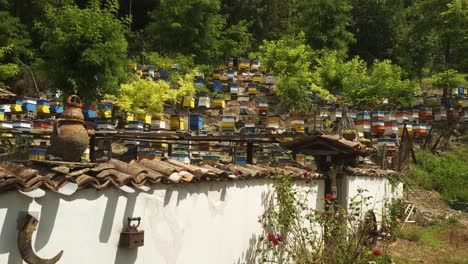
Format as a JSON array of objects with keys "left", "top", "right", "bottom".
[{"left": 0, "top": 192, "right": 32, "bottom": 264}]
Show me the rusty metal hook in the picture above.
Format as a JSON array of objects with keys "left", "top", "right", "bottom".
[{"left": 127, "top": 217, "right": 141, "bottom": 229}]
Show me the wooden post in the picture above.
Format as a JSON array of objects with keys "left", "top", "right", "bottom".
[
  {"left": 106, "top": 136, "right": 112, "bottom": 161},
  {"left": 168, "top": 143, "right": 173, "bottom": 157},
  {"left": 89, "top": 135, "right": 96, "bottom": 162},
  {"left": 247, "top": 141, "right": 253, "bottom": 164}
]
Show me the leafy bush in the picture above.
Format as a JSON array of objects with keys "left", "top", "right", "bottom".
[{"left": 409, "top": 148, "right": 468, "bottom": 203}]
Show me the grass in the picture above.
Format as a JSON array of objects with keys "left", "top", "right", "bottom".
[{"left": 408, "top": 145, "right": 468, "bottom": 204}]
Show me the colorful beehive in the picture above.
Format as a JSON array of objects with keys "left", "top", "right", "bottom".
[
  {"left": 454, "top": 97, "right": 464, "bottom": 107},
  {"left": 0, "top": 120, "right": 13, "bottom": 128},
  {"left": 22, "top": 98, "right": 37, "bottom": 112},
  {"left": 385, "top": 111, "right": 396, "bottom": 121},
  {"left": 189, "top": 114, "right": 203, "bottom": 130},
  {"left": 221, "top": 116, "right": 236, "bottom": 134},
  {"left": 252, "top": 73, "right": 262, "bottom": 83},
  {"left": 235, "top": 155, "right": 247, "bottom": 165},
  {"left": 82, "top": 147, "right": 90, "bottom": 160},
  {"left": 202, "top": 155, "right": 220, "bottom": 166},
  {"left": 306, "top": 118, "right": 323, "bottom": 132},
  {"left": 227, "top": 69, "right": 235, "bottom": 79},
  {"left": 172, "top": 64, "right": 180, "bottom": 72},
  {"left": 98, "top": 103, "right": 113, "bottom": 119},
  {"left": 0, "top": 109, "right": 4, "bottom": 121},
  {"left": 28, "top": 145, "right": 47, "bottom": 161},
  {"left": 278, "top": 157, "right": 293, "bottom": 167},
  {"left": 408, "top": 109, "right": 419, "bottom": 122},
  {"left": 137, "top": 148, "right": 163, "bottom": 161},
  {"left": 396, "top": 111, "right": 409, "bottom": 123},
  {"left": 183, "top": 97, "right": 195, "bottom": 108},
  {"left": 419, "top": 108, "right": 433, "bottom": 121},
  {"left": 251, "top": 58, "right": 260, "bottom": 71},
  {"left": 258, "top": 102, "right": 268, "bottom": 115},
  {"left": 330, "top": 108, "right": 342, "bottom": 121},
  {"left": 291, "top": 117, "right": 305, "bottom": 133},
  {"left": 212, "top": 80, "right": 222, "bottom": 93},
  {"left": 212, "top": 69, "right": 222, "bottom": 80},
  {"left": 433, "top": 107, "right": 447, "bottom": 121},
  {"left": 170, "top": 115, "right": 185, "bottom": 130},
  {"left": 135, "top": 113, "right": 152, "bottom": 125},
  {"left": 378, "top": 138, "right": 397, "bottom": 152},
  {"left": 83, "top": 105, "right": 97, "bottom": 119},
  {"left": 424, "top": 96, "right": 439, "bottom": 107},
  {"left": 247, "top": 83, "right": 257, "bottom": 95},
  {"left": 13, "top": 120, "right": 31, "bottom": 129},
  {"left": 172, "top": 150, "right": 190, "bottom": 164},
  {"left": 356, "top": 120, "right": 371, "bottom": 133},
  {"left": 11, "top": 99, "right": 23, "bottom": 112},
  {"left": 384, "top": 120, "right": 398, "bottom": 135},
  {"left": 0, "top": 103, "right": 11, "bottom": 113},
  {"left": 228, "top": 58, "right": 234, "bottom": 68},
  {"left": 239, "top": 59, "right": 250, "bottom": 70},
  {"left": 148, "top": 66, "right": 155, "bottom": 78},
  {"left": 348, "top": 109, "right": 357, "bottom": 120},
  {"left": 212, "top": 99, "right": 225, "bottom": 108},
  {"left": 32, "top": 120, "right": 52, "bottom": 130},
  {"left": 266, "top": 116, "right": 280, "bottom": 129},
  {"left": 230, "top": 83, "right": 239, "bottom": 94},
  {"left": 398, "top": 123, "right": 413, "bottom": 136},
  {"left": 151, "top": 115, "right": 167, "bottom": 130},
  {"left": 37, "top": 100, "right": 50, "bottom": 114},
  {"left": 128, "top": 63, "right": 137, "bottom": 71},
  {"left": 85, "top": 121, "right": 95, "bottom": 131},
  {"left": 357, "top": 111, "right": 371, "bottom": 121},
  {"left": 50, "top": 100, "right": 64, "bottom": 114},
  {"left": 371, "top": 120, "right": 385, "bottom": 134},
  {"left": 126, "top": 121, "right": 145, "bottom": 131},
  {"left": 371, "top": 111, "right": 385, "bottom": 121},
  {"left": 413, "top": 123, "right": 428, "bottom": 137},
  {"left": 295, "top": 154, "right": 305, "bottom": 165},
  {"left": 198, "top": 95, "right": 210, "bottom": 108},
  {"left": 265, "top": 74, "right": 275, "bottom": 85},
  {"left": 197, "top": 130, "right": 211, "bottom": 136},
  {"left": 447, "top": 109, "right": 460, "bottom": 121},
  {"left": 415, "top": 95, "right": 424, "bottom": 106},
  {"left": 95, "top": 120, "right": 115, "bottom": 131},
  {"left": 195, "top": 79, "right": 204, "bottom": 88}
]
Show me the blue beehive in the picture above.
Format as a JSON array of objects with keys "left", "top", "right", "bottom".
[
  {"left": 50, "top": 100, "right": 64, "bottom": 114},
  {"left": 212, "top": 80, "right": 222, "bottom": 93},
  {"left": 189, "top": 115, "right": 204, "bottom": 131},
  {"left": 235, "top": 156, "right": 247, "bottom": 165},
  {"left": 23, "top": 99, "right": 38, "bottom": 113}
]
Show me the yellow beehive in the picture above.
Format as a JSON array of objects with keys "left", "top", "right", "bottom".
[
  {"left": 296, "top": 154, "right": 305, "bottom": 165},
  {"left": 248, "top": 87, "right": 257, "bottom": 95},
  {"left": 136, "top": 113, "right": 152, "bottom": 125},
  {"left": 252, "top": 74, "right": 262, "bottom": 83},
  {"left": 37, "top": 105, "right": 50, "bottom": 113},
  {"left": 170, "top": 115, "right": 185, "bottom": 130},
  {"left": 11, "top": 104, "right": 22, "bottom": 112},
  {"left": 213, "top": 99, "right": 225, "bottom": 108},
  {"left": 183, "top": 97, "right": 195, "bottom": 108},
  {"left": 126, "top": 113, "right": 134, "bottom": 122}
]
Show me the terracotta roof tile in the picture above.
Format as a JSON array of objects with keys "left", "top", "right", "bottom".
[{"left": 0, "top": 160, "right": 323, "bottom": 195}]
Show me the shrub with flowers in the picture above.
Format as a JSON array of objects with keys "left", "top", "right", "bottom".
[{"left": 256, "top": 174, "right": 396, "bottom": 264}]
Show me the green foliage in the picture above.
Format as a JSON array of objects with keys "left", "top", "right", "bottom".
[
  {"left": 410, "top": 148, "right": 468, "bottom": 203},
  {"left": 431, "top": 69, "right": 465, "bottom": 97},
  {"left": 35, "top": 0, "right": 130, "bottom": 101},
  {"left": 0, "top": 44, "right": 20, "bottom": 87},
  {"left": 294, "top": 0, "right": 354, "bottom": 54},
  {"left": 107, "top": 70, "right": 197, "bottom": 114},
  {"left": 259, "top": 33, "right": 333, "bottom": 112},
  {"left": 145, "top": 0, "right": 225, "bottom": 64},
  {"left": 220, "top": 20, "right": 254, "bottom": 59},
  {"left": 0, "top": 11, "right": 33, "bottom": 62},
  {"left": 343, "top": 59, "right": 420, "bottom": 108}
]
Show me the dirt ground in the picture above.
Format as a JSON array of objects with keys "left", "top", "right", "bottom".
[{"left": 388, "top": 188, "right": 468, "bottom": 264}]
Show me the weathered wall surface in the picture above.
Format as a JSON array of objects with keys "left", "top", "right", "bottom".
[
  {"left": 0, "top": 179, "right": 324, "bottom": 264},
  {"left": 344, "top": 176, "right": 404, "bottom": 225}
]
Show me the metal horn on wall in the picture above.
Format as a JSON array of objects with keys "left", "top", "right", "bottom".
[{"left": 17, "top": 213, "right": 64, "bottom": 264}]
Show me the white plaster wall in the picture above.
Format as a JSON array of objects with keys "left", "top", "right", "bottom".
[
  {"left": 345, "top": 176, "right": 404, "bottom": 226},
  {"left": 0, "top": 179, "right": 324, "bottom": 264}
]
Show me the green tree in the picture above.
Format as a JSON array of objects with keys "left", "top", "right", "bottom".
[
  {"left": 35, "top": 0, "right": 130, "bottom": 101},
  {"left": 343, "top": 59, "right": 420, "bottom": 108},
  {"left": 431, "top": 69, "right": 465, "bottom": 99},
  {"left": 293, "top": 0, "right": 354, "bottom": 55},
  {"left": 220, "top": 20, "right": 254, "bottom": 59},
  {"left": 440, "top": 0, "right": 468, "bottom": 71},
  {"left": 0, "top": 11, "right": 33, "bottom": 63},
  {"left": 145, "top": 0, "right": 225, "bottom": 64},
  {"left": 260, "top": 33, "right": 333, "bottom": 112},
  {"left": 0, "top": 44, "right": 20, "bottom": 88}
]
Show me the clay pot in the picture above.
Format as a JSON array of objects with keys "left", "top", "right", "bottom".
[{"left": 50, "top": 95, "right": 89, "bottom": 162}]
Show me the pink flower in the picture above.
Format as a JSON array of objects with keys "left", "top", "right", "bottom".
[
  {"left": 272, "top": 239, "right": 279, "bottom": 246},
  {"left": 267, "top": 234, "right": 275, "bottom": 242},
  {"left": 372, "top": 249, "right": 382, "bottom": 256},
  {"left": 325, "top": 193, "right": 333, "bottom": 199},
  {"left": 276, "top": 234, "right": 283, "bottom": 242}
]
